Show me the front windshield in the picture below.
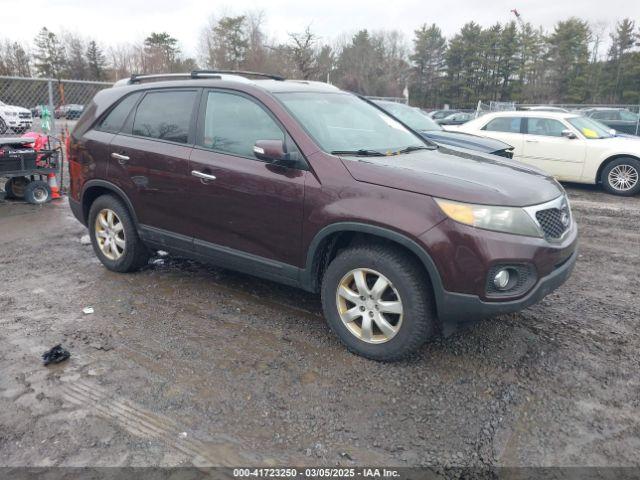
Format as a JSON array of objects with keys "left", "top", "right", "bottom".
[
  {"left": 568, "top": 116, "right": 614, "bottom": 139},
  {"left": 275, "top": 92, "right": 425, "bottom": 154},
  {"left": 376, "top": 102, "right": 441, "bottom": 132}
]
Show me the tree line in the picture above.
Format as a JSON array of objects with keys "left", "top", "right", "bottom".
[{"left": 1, "top": 14, "right": 639, "bottom": 107}]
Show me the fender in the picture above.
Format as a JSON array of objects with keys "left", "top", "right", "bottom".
[
  {"left": 300, "top": 222, "right": 446, "bottom": 312},
  {"left": 80, "top": 179, "right": 138, "bottom": 226}
]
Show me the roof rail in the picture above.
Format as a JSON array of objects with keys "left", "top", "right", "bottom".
[
  {"left": 127, "top": 72, "right": 221, "bottom": 84},
  {"left": 118, "top": 70, "right": 285, "bottom": 87},
  {"left": 190, "top": 70, "right": 285, "bottom": 81}
]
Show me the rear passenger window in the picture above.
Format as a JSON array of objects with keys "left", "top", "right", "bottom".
[
  {"left": 484, "top": 117, "right": 522, "bottom": 133},
  {"left": 200, "top": 91, "right": 284, "bottom": 158},
  {"left": 99, "top": 93, "right": 141, "bottom": 133},
  {"left": 132, "top": 90, "right": 197, "bottom": 144},
  {"left": 527, "top": 118, "right": 566, "bottom": 137}
]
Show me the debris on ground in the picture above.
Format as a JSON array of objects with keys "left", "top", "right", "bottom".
[
  {"left": 42, "top": 344, "right": 70, "bottom": 366},
  {"left": 151, "top": 258, "right": 165, "bottom": 265},
  {"left": 80, "top": 234, "right": 91, "bottom": 245},
  {"left": 157, "top": 250, "right": 169, "bottom": 257},
  {"left": 82, "top": 306, "right": 94, "bottom": 315}
]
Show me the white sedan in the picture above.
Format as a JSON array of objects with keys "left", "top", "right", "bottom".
[{"left": 449, "top": 111, "right": 640, "bottom": 196}]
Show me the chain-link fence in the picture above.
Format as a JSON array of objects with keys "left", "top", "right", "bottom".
[{"left": 0, "top": 76, "right": 113, "bottom": 138}]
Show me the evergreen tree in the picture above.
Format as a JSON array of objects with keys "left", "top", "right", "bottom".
[
  {"left": 410, "top": 24, "right": 446, "bottom": 106},
  {"left": 33, "top": 27, "right": 67, "bottom": 79},
  {"left": 545, "top": 18, "right": 591, "bottom": 103},
  {"left": 86, "top": 40, "right": 106, "bottom": 80}
]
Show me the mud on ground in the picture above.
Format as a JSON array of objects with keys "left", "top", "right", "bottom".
[{"left": 0, "top": 184, "right": 639, "bottom": 468}]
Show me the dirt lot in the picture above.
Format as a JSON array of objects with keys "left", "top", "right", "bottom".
[{"left": 0, "top": 184, "right": 639, "bottom": 469}]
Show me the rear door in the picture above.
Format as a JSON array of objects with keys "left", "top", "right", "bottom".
[
  {"left": 480, "top": 116, "right": 525, "bottom": 156},
  {"left": 109, "top": 89, "right": 199, "bottom": 249},
  {"left": 188, "top": 89, "right": 307, "bottom": 274},
  {"left": 521, "top": 117, "right": 586, "bottom": 181}
]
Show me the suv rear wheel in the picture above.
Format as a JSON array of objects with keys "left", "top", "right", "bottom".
[
  {"left": 321, "top": 244, "right": 436, "bottom": 361},
  {"left": 602, "top": 157, "right": 640, "bottom": 196},
  {"left": 88, "top": 194, "right": 150, "bottom": 272}
]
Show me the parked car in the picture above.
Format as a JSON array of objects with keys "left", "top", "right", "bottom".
[
  {"left": 371, "top": 100, "right": 514, "bottom": 158},
  {"left": 68, "top": 71, "right": 577, "bottom": 361},
  {"left": 55, "top": 104, "right": 84, "bottom": 119},
  {"left": 581, "top": 108, "right": 640, "bottom": 136},
  {"left": 453, "top": 110, "right": 640, "bottom": 196},
  {"left": 437, "top": 112, "right": 474, "bottom": 126},
  {"left": 0, "top": 100, "right": 33, "bottom": 134},
  {"left": 428, "top": 109, "right": 461, "bottom": 120},
  {"left": 64, "top": 104, "right": 84, "bottom": 119}
]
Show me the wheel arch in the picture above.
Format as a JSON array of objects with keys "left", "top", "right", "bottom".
[
  {"left": 596, "top": 154, "right": 640, "bottom": 184},
  {"left": 302, "top": 222, "right": 445, "bottom": 312},
  {"left": 81, "top": 180, "right": 138, "bottom": 226}
]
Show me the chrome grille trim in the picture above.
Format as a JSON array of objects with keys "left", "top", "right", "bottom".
[{"left": 523, "top": 195, "right": 572, "bottom": 242}]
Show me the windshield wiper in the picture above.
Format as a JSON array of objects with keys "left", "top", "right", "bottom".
[
  {"left": 330, "top": 149, "right": 385, "bottom": 157},
  {"left": 393, "top": 145, "right": 435, "bottom": 154}
]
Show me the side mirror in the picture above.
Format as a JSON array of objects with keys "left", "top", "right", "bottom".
[
  {"left": 561, "top": 129, "right": 577, "bottom": 139},
  {"left": 253, "top": 139, "right": 292, "bottom": 164}
]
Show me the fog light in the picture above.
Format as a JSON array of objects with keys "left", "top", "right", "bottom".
[{"left": 493, "top": 269, "right": 510, "bottom": 290}]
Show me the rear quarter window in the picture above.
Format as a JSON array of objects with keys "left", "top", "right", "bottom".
[{"left": 97, "top": 92, "right": 142, "bottom": 133}]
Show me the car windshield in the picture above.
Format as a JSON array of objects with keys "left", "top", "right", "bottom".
[
  {"left": 568, "top": 116, "right": 614, "bottom": 139},
  {"left": 275, "top": 92, "right": 426, "bottom": 154},
  {"left": 376, "top": 102, "right": 441, "bottom": 132}
]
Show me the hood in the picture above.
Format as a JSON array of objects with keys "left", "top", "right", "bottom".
[
  {"left": 340, "top": 146, "right": 563, "bottom": 207},
  {"left": 589, "top": 135, "right": 640, "bottom": 150},
  {"left": 421, "top": 130, "right": 512, "bottom": 153},
  {"left": 2, "top": 104, "right": 30, "bottom": 115}
]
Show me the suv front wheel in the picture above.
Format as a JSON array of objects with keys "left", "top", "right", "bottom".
[
  {"left": 321, "top": 244, "right": 436, "bottom": 361},
  {"left": 88, "top": 194, "right": 150, "bottom": 272}
]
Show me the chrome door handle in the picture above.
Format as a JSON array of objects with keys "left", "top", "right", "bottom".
[
  {"left": 111, "top": 152, "right": 130, "bottom": 164},
  {"left": 191, "top": 170, "right": 217, "bottom": 181}
]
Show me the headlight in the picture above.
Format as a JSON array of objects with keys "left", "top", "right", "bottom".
[
  {"left": 5, "top": 111, "right": 17, "bottom": 117},
  {"left": 434, "top": 198, "right": 542, "bottom": 237}
]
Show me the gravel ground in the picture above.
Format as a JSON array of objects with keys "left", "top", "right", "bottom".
[{"left": 0, "top": 184, "right": 638, "bottom": 469}]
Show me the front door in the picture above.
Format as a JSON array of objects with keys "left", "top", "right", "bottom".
[
  {"left": 188, "top": 89, "right": 307, "bottom": 275},
  {"left": 108, "top": 89, "right": 199, "bottom": 247},
  {"left": 521, "top": 117, "right": 586, "bottom": 181}
]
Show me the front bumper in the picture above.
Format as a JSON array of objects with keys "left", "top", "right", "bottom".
[{"left": 437, "top": 248, "right": 577, "bottom": 334}]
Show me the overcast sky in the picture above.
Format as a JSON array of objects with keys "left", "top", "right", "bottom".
[{"left": 1, "top": 0, "right": 638, "bottom": 57}]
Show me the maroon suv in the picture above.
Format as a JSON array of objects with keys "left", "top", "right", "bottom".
[{"left": 68, "top": 71, "right": 577, "bottom": 361}]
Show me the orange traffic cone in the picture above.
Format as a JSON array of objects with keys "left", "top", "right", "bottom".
[{"left": 48, "top": 173, "right": 61, "bottom": 199}]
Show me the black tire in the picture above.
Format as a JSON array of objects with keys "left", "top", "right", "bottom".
[
  {"left": 601, "top": 157, "right": 640, "bottom": 196},
  {"left": 321, "top": 244, "right": 436, "bottom": 361},
  {"left": 23, "top": 180, "right": 51, "bottom": 204},
  {"left": 88, "top": 194, "right": 150, "bottom": 272},
  {"left": 6, "top": 177, "right": 30, "bottom": 199},
  {"left": 3, "top": 178, "right": 16, "bottom": 199},
  {"left": 0, "top": 118, "right": 7, "bottom": 134}
]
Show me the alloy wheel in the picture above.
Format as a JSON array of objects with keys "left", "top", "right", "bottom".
[
  {"left": 94, "top": 208, "right": 126, "bottom": 261},
  {"left": 336, "top": 268, "right": 403, "bottom": 344},
  {"left": 608, "top": 164, "right": 639, "bottom": 192}
]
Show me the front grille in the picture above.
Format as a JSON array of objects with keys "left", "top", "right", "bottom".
[
  {"left": 536, "top": 207, "right": 570, "bottom": 239},
  {"left": 18, "top": 112, "right": 30, "bottom": 119}
]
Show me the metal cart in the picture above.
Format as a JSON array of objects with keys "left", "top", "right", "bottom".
[{"left": 0, "top": 136, "right": 61, "bottom": 204}]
